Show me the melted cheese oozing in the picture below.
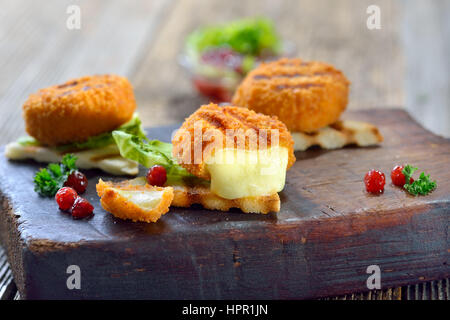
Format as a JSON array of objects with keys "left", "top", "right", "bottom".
[
  {"left": 116, "top": 189, "right": 164, "bottom": 210},
  {"left": 205, "top": 147, "right": 288, "bottom": 199}
]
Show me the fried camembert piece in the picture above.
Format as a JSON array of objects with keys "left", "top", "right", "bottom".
[
  {"left": 172, "top": 103, "right": 295, "bottom": 201},
  {"left": 96, "top": 179, "right": 174, "bottom": 223},
  {"left": 23, "top": 74, "right": 136, "bottom": 146},
  {"left": 232, "top": 58, "right": 349, "bottom": 133},
  {"left": 232, "top": 58, "right": 383, "bottom": 150},
  {"left": 6, "top": 74, "right": 140, "bottom": 175}
]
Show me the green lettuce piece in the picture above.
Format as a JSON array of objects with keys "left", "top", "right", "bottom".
[
  {"left": 56, "top": 114, "right": 147, "bottom": 151},
  {"left": 186, "top": 17, "right": 281, "bottom": 57},
  {"left": 242, "top": 55, "right": 256, "bottom": 73},
  {"left": 17, "top": 136, "right": 40, "bottom": 147},
  {"left": 112, "top": 131, "right": 198, "bottom": 184}
]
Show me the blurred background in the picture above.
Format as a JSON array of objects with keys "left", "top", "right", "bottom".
[{"left": 0, "top": 0, "right": 449, "bottom": 144}]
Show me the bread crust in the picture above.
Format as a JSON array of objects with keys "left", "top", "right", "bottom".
[
  {"left": 23, "top": 74, "right": 136, "bottom": 146},
  {"left": 172, "top": 184, "right": 280, "bottom": 214},
  {"left": 172, "top": 103, "right": 296, "bottom": 180},
  {"left": 232, "top": 58, "right": 350, "bottom": 132}
]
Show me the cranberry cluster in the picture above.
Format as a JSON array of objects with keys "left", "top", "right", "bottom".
[
  {"left": 55, "top": 171, "right": 93, "bottom": 219},
  {"left": 364, "top": 165, "right": 413, "bottom": 194}
]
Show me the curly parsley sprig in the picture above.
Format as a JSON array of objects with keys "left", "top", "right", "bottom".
[
  {"left": 402, "top": 164, "right": 436, "bottom": 196},
  {"left": 34, "top": 154, "right": 78, "bottom": 197}
]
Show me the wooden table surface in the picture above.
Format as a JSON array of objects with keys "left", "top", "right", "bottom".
[
  {"left": 1, "top": 0, "right": 449, "bottom": 143},
  {"left": 0, "top": 0, "right": 448, "bottom": 300}
]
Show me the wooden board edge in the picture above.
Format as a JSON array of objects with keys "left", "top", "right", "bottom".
[
  {"left": 0, "top": 191, "right": 27, "bottom": 298},
  {"left": 11, "top": 203, "right": 449, "bottom": 299}
]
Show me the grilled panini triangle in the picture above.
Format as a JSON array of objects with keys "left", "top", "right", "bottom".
[
  {"left": 292, "top": 119, "right": 383, "bottom": 151},
  {"left": 128, "top": 177, "right": 280, "bottom": 214},
  {"left": 172, "top": 184, "right": 280, "bottom": 214}
]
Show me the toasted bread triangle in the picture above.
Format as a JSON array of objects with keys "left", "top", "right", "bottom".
[
  {"left": 171, "top": 184, "right": 280, "bottom": 214},
  {"left": 126, "top": 177, "right": 280, "bottom": 214},
  {"left": 292, "top": 119, "right": 383, "bottom": 151}
]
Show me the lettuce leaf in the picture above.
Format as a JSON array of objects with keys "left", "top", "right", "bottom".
[
  {"left": 186, "top": 17, "right": 281, "bottom": 57},
  {"left": 16, "top": 114, "right": 147, "bottom": 152},
  {"left": 112, "top": 131, "right": 197, "bottom": 184},
  {"left": 17, "top": 136, "right": 40, "bottom": 147},
  {"left": 56, "top": 114, "right": 147, "bottom": 151}
]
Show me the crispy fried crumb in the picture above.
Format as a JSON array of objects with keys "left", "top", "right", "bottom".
[
  {"left": 172, "top": 103, "right": 295, "bottom": 180},
  {"left": 96, "top": 179, "right": 173, "bottom": 223},
  {"left": 232, "top": 58, "right": 350, "bottom": 132},
  {"left": 23, "top": 75, "right": 136, "bottom": 146}
]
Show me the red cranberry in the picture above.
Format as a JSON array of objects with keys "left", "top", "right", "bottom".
[
  {"left": 55, "top": 187, "right": 78, "bottom": 211},
  {"left": 146, "top": 165, "right": 167, "bottom": 186},
  {"left": 364, "top": 170, "right": 386, "bottom": 194},
  {"left": 391, "top": 165, "right": 414, "bottom": 187},
  {"left": 71, "top": 197, "right": 94, "bottom": 219},
  {"left": 201, "top": 48, "right": 243, "bottom": 73},
  {"left": 64, "top": 170, "right": 88, "bottom": 194},
  {"left": 192, "top": 78, "right": 231, "bottom": 102}
]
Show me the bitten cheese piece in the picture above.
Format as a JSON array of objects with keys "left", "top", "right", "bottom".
[
  {"left": 5, "top": 142, "right": 138, "bottom": 176},
  {"left": 172, "top": 103, "right": 296, "bottom": 202},
  {"left": 205, "top": 146, "right": 289, "bottom": 199},
  {"left": 96, "top": 179, "right": 174, "bottom": 223}
]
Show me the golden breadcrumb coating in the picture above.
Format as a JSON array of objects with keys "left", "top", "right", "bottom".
[
  {"left": 172, "top": 103, "right": 296, "bottom": 180},
  {"left": 96, "top": 179, "right": 174, "bottom": 223},
  {"left": 23, "top": 75, "right": 136, "bottom": 146},
  {"left": 232, "top": 58, "right": 350, "bottom": 132}
]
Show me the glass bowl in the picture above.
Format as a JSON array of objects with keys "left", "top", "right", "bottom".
[{"left": 179, "top": 41, "right": 296, "bottom": 103}]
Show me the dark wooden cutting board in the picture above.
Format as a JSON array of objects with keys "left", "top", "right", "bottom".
[{"left": 0, "top": 109, "right": 448, "bottom": 299}]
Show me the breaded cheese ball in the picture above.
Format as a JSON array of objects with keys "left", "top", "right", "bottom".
[
  {"left": 23, "top": 74, "right": 136, "bottom": 146},
  {"left": 172, "top": 103, "right": 296, "bottom": 180},
  {"left": 232, "top": 58, "right": 350, "bottom": 132}
]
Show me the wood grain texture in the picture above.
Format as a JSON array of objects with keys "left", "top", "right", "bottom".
[
  {"left": 2, "top": 0, "right": 449, "bottom": 141},
  {"left": 132, "top": 0, "right": 404, "bottom": 128},
  {"left": 0, "top": 246, "right": 17, "bottom": 300},
  {"left": 3, "top": 244, "right": 448, "bottom": 300},
  {"left": 0, "top": 0, "right": 449, "bottom": 300},
  {"left": 0, "top": 109, "right": 448, "bottom": 299},
  {"left": 0, "top": 0, "right": 172, "bottom": 145},
  {"left": 0, "top": 0, "right": 406, "bottom": 147},
  {"left": 402, "top": 0, "right": 450, "bottom": 138}
]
